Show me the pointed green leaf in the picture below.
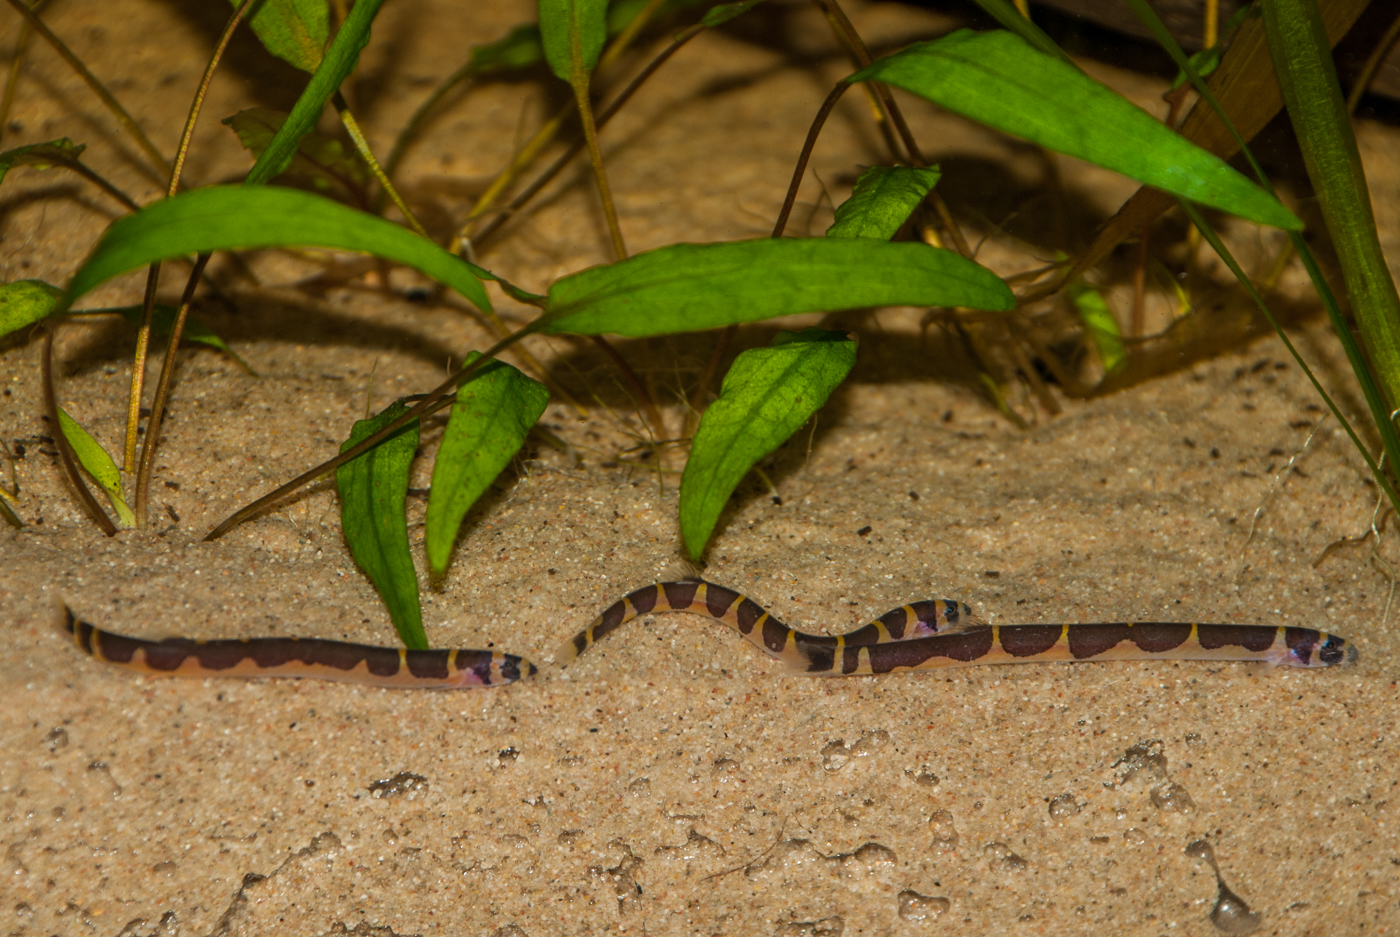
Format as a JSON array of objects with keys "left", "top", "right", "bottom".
[
  {"left": 0, "top": 139, "right": 86, "bottom": 186},
  {"left": 101, "top": 305, "right": 253, "bottom": 372},
  {"left": 966, "top": 0, "right": 1073, "bottom": 63},
  {"left": 56, "top": 408, "right": 133, "bottom": 527},
  {"left": 470, "top": 23, "right": 545, "bottom": 71},
  {"left": 850, "top": 30, "right": 1302, "bottom": 230},
  {"left": 224, "top": 108, "right": 370, "bottom": 204},
  {"left": 232, "top": 0, "right": 329, "bottom": 73},
  {"left": 425, "top": 353, "right": 550, "bottom": 578},
  {"left": 542, "top": 237, "right": 1012, "bottom": 338},
  {"left": 680, "top": 328, "right": 856, "bottom": 560},
  {"left": 61, "top": 185, "right": 492, "bottom": 315},
  {"left": 826, "top": 166, "right": 941, "bottom": 240},
  {"left": 538, "top": 0, "right": 607, "bottom": 82},
  {"left": 337, "top": 400, "right": 426, "bottom": 649},
  {"left": 1067, "top": 282, "right": 1125, "bottom": 374},
  {"left": 0, "top": 279, "right": 62, "bottom": 339},
  {"left": 246, "top": 0, "right": 385, "bottom": 187}
]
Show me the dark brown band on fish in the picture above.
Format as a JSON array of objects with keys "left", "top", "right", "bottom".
[
  {"left": 62, "top": 606, "right": 536, "bottom": 689},
  {"left": 797, "top": 621, "right": 1357, "bottom": 676},
  {"left": 554, "top": 580, "right": 980, "bottom": 666}
]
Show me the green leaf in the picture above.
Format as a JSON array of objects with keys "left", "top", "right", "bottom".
[
  {"left": 246, "top": 0, "right": 385, "bottom": 187},
  {"left": 425, "top": 353, "right": 550, "bottom": 578},
  {"left": 337, "top": 400, "right": 426, "bottom": 650},
  {"left": 702, "top": 0, "right": 767, "bottom": 27},
  {"left": 679, "top": 328, "right": 856, "bottom": 560},
  {"left": 965, "top": 0, "right": 1073, "bottom": 63},
  {"left": 224, "top": 108, "right": 370, "bottom": 204},
  {"left": 103, "top": 305, "right": 254, "bottom": 372},
  {"left": 470, "top": 23, "right": 545, "bottom": 71},
  {"left": 826, "top": 166, "right": 941, "bottom": 240},
  {"left": 0, "top": 279, "right": 62, "bottom": 339},
  {"left": 850, "top": 30, "right": 1302, "bottom": 231},
  {"left": 233, "top": 0, "right": 329, "bottom": 73},
  {"left": 538, "top": 0, "right": 608, "bottom": 82},
  {"left": 542, "top": 237, "right": 1013, "bottom": 337},
  {"left": 0, "top": 139, "right": 86, "bottom": 186},
  {"left": 60, "top": 185, "right": 493, "bottom": 315},
  {"left": 1067, "top": 282, "right": 1125, "bottom": 375},
  {"left": 56, "top": 408, "right": 134, "bottom": 527}
]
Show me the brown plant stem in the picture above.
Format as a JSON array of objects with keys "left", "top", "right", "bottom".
[
  {"left": 3, "top": 0, "right": 168, "bottom": 177},
  {"left": 773, "top": 81, "right": 850, "bottom": 238},
  {"left": 333, "top": 90, "right": 429, "bottom": 238},
  {"left": 41, "top": 326, "right": 117, "bottom": 535},
  {"left": 133, "top": 253, "right": 209, "bottom": 528}
]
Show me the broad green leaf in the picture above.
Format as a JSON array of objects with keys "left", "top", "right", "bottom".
[
  {"left": 850, "top": 30, "right": 1302, "bottom": 231},
  {"left": 543, "top": 238, "right": 1013, "bottom": 337},
  {"left": 0, "top": 279, "right": 62, "bottom": 339},
  {"left": 966, "top": 0, "right": 1073, "bottom": 63},
  {"left": 679, "top": 328, "right": 856, "bottom": 560},
  {"left": 224, "top": 108, "right": 370, "bottom": 204},
  {"left": 61, "top": 186, "right": 493, "bottom": 315},
  {"left": 232, "top": 0, "right": 329, "bottom": 73},
  {"left": 337, "top": 400, "right": 426, "bottom": 650},
  {"left": 56, "top": 408, "right": 133, "bottom": 527},
  {"left": 538, "top": 0, "right": 608, "bottom": 82},
  {"left": 1067, "top": 282, "right": 1125, "bottom": 375},
  {"left": 826, "top": 166, "right": 941, "bottom": 240},
  {"left": 0, "top": 139, "right": 86, "bottom": 186},
  {"left": 425, "top": 353, "right": 550, "bottom": 578},
  {"left": 246, "top": 0, "right": 386, "bottom": 187}
]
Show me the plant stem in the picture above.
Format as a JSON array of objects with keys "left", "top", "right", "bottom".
[
  {"left": 0, "top": 0, "right": 48, "bottom": 148},
  {"left": 41, "top": 326, "right": 116, "bottom": 535},
  {"left": 1344, "top": 5, "right": 1400, "bottom": 114},
  {"left": 3, "top": 0, "right": 168, "bottom": 177},
  {"left": 333, "top": 90, "right": 429, "bottom": 238},
  {"left": 569, "top": 68, "right": 626, "bottom": 260},
  {"left": 773, "top": 82, "right": 850, "bottom": 238},
  {"left": 133, "top": 253, "right": 209, "bottom": 529},
  {"left": 125, "top": 0, "right": 250, "bottom": 488}
]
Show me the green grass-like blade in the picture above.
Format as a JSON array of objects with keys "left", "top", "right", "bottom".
[
  {"left": 104, "top": 305, "right": 253, "bottom": 373},
  {"left": 0, "top": 138, "right": 86, "bottom": 185},
  {"left": 680, "top": 328, "right": 856, "bottom": 561},
  {"left": 0, "top": 280, "right": 62, "bottom": 339},
  {"left": 337, "top": 400, "right": 426, "bottom": 650},
  {"left": 56, "top": 408, "right": 133, "bottom": 527},
  {"left": 539, "top": 0, "right": 608, "bottom": 82},
  {"left": 850, "top": 30, "right": 1301, "bottom": 231},
  {"left": 232, "top": 0, "right": 328, "bottom": 73},
  {"left": 1262, "top": 0, "right": 1400, "bottom": 415},
  {"left": 425, "top": 352, "right": 550, "bottom": 578},
  {"left": 60, "top": 186, "right": 493, "bottom": 315},
  {"left": 245, "top": 0, "right": 386, "bottom": 187},
  {"left": 543, "top": 238, "right": 1013, "bottom": 337},
  {"left": 826, "top": 166, "right": 941, "bottom": 240},
  {"left": 966, "top": 0, "right": 1073, "bottom": 63}
]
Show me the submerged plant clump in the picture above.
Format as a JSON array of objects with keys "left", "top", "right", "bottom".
[{"left": 0, "top": 0, "right": 1392, "bottom": 653}]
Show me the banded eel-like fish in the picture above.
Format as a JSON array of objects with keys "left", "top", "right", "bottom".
[
  {"left": 555, "top": 579, "right": 1357, "bottom": 675},
  {"left": 62, "top": 606, "right": 536, "bottom": 689}
]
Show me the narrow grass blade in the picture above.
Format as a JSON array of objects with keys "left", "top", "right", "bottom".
[
  {"left": 60, "top": 185, "right": 493, "bottom": 315},
  {"left": 246, "top": 0, "right": 386, "bottom": 187},
  {"left": 0, "top": 279, "right": 61, "bottom": 338},
  {"left": 966, "top": 0, "right": 1073, "bottom": 63},
  {"left": 425, "top": 353, "right": 550, "bottom": 578},
  {"left": 337, "top": 400, "right": 426, "bottom": 650},
  {"left": 1067, "top": 282, "right": 1125, "bottom": 375},
  {"left": 538, "top": 0, "right": 608, "bottom": 81},
  {"left": 680, "top": 328, "right": 856, "bottom": 560},
  {"left": 703, "top": 0, "right": 766, "bottom": 27},
  {"left": 56, "top": 407, "right": 134, "bottom": 527},
  {"left": 232, "top": 0, "right": 328, "bottom": 73},
  {"left": 224, "top": 108, "right": 370, "bottom": 204},
  {"left": 826, "top": 166, "right": 941, "bottom": 240},
  {"left": 1262, "top": 0, "right": 1400, "bottom": 415},
  {"left": 850, "top": 30, "right": 1300, "bottom": 231},
  {"left": 0, "top": 138, "right": 84, "bottom": 184},
  {"left": 103, "top": 305, "right": 253, "bottom": 372},
  {"left": 543, "top": 238, "right": 1012, "bottom": 337}
]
